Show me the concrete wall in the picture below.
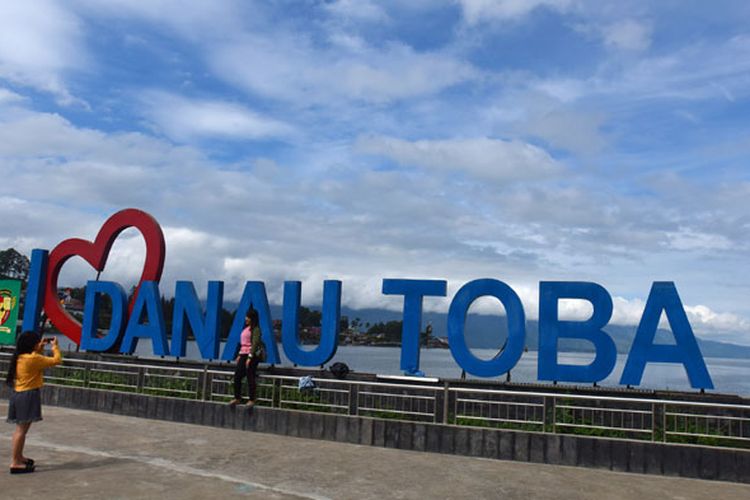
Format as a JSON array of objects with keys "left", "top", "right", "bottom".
[{"left": 3, "top": 384, "right": 748, "bottom": 483}]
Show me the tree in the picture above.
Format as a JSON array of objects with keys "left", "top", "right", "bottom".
[
  {"left": 0, "top": 248, "right": 30, "bottom": 281},
  {"left": 298, "top": 306, "right": 321, "bottom": 328},
  {"left": 160, "top": 296, "right": 175, "bottom": 335},
  {"left": 367, "top": 320, "right": 403, "bottom": 342}
]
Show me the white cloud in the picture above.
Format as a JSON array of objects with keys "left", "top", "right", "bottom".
[
  {"left": 684, "top": 305, "right": 750, "bottom": 337},
  {"left": 73, "top": 1, "right": 474, "bottom": 105},
  {"left": 532, "top": 79, "right": 586, "bottom": 103},
  {"left": 73, "top": 0, "right": 244, "bottom": 39},
  {"left": 140, "top": 92, "right": 294, "bottom": 142},
  {"left": 518, "top": 105, "right": 607, "bottom": 154},
  {"left": 0, "top": 0, "right": 86, "bottom": 103},
  {"left": 610, "top": 296, "right": 646, "bottom": 327},
  {"left": 601, "top": 19, "right": 653, "bottom": 52},
  {"left": 323, "top": 0, "right": 388, "bottom": 22},
  {"left": 664, "top": 229, "right": 732, "bottom": 252},
  {"left": 2, "top": 1, "right": 750, "bottom": 348},
  {"left": 457, "top": 0, "right": 573, "bottom": 25},
  {"left": 508, "top": 32, "right": 750, "bottom": 117},
  {"left": 612, "top": 297, "right": 750, "bottom": 340},
  {"left": 211, "top": 36, "right": 475, "bottom": 105},
  {"left": 0, "top": 87, "right": 24, "bottom": 105},
  {"left": 711, "top": 82, "right": 736, "bottom": 102},
  {"left": 595, "top": 35, "right": 750, "bottom": 101},
  {"left": 0, "top": 110, "right": 198, "bottom": 164},
  {"left": 357, "top": 136, "right": 563, "bottom": 183},
  {"left": 1, "top": 104, "right": 748, "bottom": 342}
]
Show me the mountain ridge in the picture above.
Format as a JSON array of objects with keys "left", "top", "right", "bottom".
[
  {"left": 235, "top": 304, "right": 750, "bottom": 359},
  {"left": 337, "top": 307, "right": 750, "bottom": 359}
]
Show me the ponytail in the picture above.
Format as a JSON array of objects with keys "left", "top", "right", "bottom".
[
  {"left": 5, "top": 331, "right": 41, "bottom": 387},
  {"left": 5, "top": 353, "right": 18, "bottom": 387}
]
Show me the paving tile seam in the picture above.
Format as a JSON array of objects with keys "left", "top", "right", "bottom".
[{"left": 0, "top": 435, "right": 331, "bottom": 500}]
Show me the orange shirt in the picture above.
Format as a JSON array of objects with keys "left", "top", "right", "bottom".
[{"left": 15, "top": 345, "right": 62, "bottom": 392}]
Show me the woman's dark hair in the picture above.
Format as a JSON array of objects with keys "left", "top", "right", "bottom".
[
  {"left": 5, "top": 331, "right": 41, "bottom": 387},
  {"left": 245, "top": 308, "right": 259, "bottom": 328}
]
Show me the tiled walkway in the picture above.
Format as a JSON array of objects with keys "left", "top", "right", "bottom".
[{"left": 2, "top": 403, "right": 749, "bottom": 499}]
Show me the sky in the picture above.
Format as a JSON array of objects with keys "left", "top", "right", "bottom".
[{"left": 1, "top": 0, "right": 749, "bottom": 346}]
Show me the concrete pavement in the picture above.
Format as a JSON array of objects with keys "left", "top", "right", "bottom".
[{"left": 2, "top": 402, "right": 749, "bottom": 499}]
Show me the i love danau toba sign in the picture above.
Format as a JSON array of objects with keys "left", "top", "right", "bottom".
[{"left": 21, "top": 208, "right": 714, "bottom": 389}]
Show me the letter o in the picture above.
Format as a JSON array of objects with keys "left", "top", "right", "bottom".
[{"left": 448, "top": 279, "right": 526, "bottom": 377}]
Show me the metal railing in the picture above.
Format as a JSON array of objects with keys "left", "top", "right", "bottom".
[{"left": 1, "top": 352, "right": 748, "bottom": 448}]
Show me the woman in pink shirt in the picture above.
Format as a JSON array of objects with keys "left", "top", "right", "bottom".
[{"left": 229, "top": 309, "right": 262, "bottom": 407}]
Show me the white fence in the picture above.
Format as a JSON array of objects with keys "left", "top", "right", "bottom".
[{"left": 1, "top": 352, "right": 748, "bottom": 448}]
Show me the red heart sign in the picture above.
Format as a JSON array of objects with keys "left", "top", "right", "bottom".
[{"left": 44, "top": 209, "right": 166, "bottom": 345}]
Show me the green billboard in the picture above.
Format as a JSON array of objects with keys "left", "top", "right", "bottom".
[{"left": 0, "top": 280, "right": 21, "bottom": 345}]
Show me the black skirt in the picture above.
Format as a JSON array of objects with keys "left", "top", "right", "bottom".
[{"left": 6, "top": 388, "right": 43, "bottom": 424}]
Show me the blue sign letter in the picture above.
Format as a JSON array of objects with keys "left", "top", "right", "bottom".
[
  {"left": 282, "top": 281, "right": 342, "bottom": 367},
  {"left": 448, "top": 279, "right": 525, "bottom": 378},
  {"left": 382, "top": 279, "right": 447, "bottom": 375},
  {"left": 22, "top": 249, "right": 48, "bottom": 332},
  {"left": 81, "top": 281, "right": 127, "bottom": 352},
  {"left": 171, "top": 281, "right": 224, "bottom": 360},
  {"left": 620, "top": 282, "right": 713, "bottom": 389},
  {"left": 221, "top": 281, "right": 279, "bottom": 363},
  {"left": 120, "top": 281, "right": 168, "bottom": 356},
  {"left": 538, "top": 282, "right": 616, "bottom": 383}
]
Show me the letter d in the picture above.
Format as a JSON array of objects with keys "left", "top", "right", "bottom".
[{"left": 81, "top": 281, "right": 127, "bottom": 352}]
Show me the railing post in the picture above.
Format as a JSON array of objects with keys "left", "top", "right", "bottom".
[
  {"left": 349, "top": 384, "right": 359, "bottom": 416},
  {"left": 543, "top": 396, "right": 554, "bottom": 433},
  {"left": 272, "top": 378, "right": 281, "bottom": 408},
  {"left": 136, "top": 367, "right": 145, "bottom": 394},
  {"left": 83, "top": 364, "right": 91, "bottom": 388},
  {"left": 200, "top": 365, "right": 209, "bottom": 401},
  {"left": 651, "top": 402, "right": 668, "bottom": 442},
  {"left": 442, "top": 381, "right": 450, "bottom": 424},
  {"left": 552, "top": 396, "right": 557, "bottom": 434}
]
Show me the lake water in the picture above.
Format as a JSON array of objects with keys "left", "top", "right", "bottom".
[{"left": 54, "top": 336, "right": 750, "bottom": 396}]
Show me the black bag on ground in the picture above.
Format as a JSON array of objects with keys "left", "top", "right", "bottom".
[{"left": 329, "top": 362, "right": 350, "bottom": 379}]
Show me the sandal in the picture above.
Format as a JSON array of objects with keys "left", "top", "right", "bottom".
[
  {"left": 10, "top": 463, "right": 35, "bottom": 474},
  {"left": 25, "top": 459, "right": 34, "bottom": 467}
]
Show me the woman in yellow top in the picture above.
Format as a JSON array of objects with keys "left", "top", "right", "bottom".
[{"left": 5, "top": 330, "right": 62, "bottom": 474}]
